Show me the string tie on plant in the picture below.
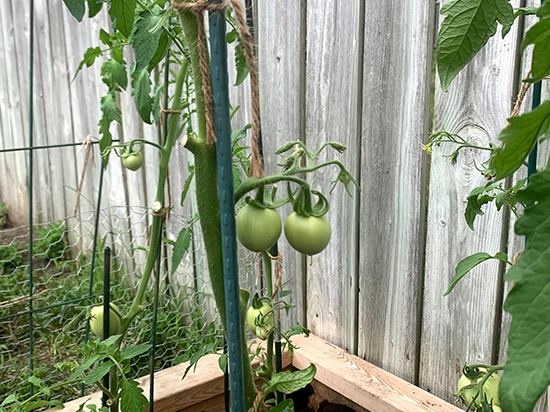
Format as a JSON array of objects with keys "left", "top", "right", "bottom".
[
  {"left": 159, "top": 108, "right": 182, "bottom": 128},
  {"left": 74, "top": 135, "right": 96, "bottom": 217}
]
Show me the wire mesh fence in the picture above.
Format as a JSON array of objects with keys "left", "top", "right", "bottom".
[{"left": 0, "top": 205, "right": 257, "bottom": 404}]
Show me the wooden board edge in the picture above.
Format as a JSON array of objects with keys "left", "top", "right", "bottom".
[{"left": 290, "top": 334, "right": 463, "bottom": 412}]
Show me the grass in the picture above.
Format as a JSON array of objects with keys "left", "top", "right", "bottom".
[{"left": 0, "top": 221, "right": 222, "bottom": 404}]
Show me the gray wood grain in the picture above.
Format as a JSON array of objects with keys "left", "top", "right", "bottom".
[
  {"left": 303, "top": 0, "right": 361, "bottom": 354},
  {"left": 420, "top": 0, "right": 523, "bottom": 403},
  {"left": 357, "top": 0, "right": 434, "bottom": 384},
  {"left": 257, "top": 0, "right": 305, "bottom": 331}
]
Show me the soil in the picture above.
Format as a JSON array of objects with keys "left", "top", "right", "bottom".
[{"left": 288, "top": 385, "right": 358, "bottom": 412}]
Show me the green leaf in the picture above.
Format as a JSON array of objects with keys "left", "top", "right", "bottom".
[
  {"left": 149, "top": 31, "right": 170, "bottom": 72},
  {"left": 69, "top": 355, "right": 101, "bottom": 381},
  {"left": 131, "top": 67, "right": 153, "bottom": 124},
  {"left": 101, "top": 59, "right": 128, "bottom": 90},
  {"left": 437, "top": 0, "right": 514, "bottom": 91},
  {"left": 270, "top": 399, "right": 294, "bottom": 412},
  {"left": 492, "top": 100, "right": 550, "bottom": 180},
  {"left": 119, "top": 379, "right": 149, "bottom": 412},
  {"left": 180, "top": 164, "right": 195, "bottom": 206},
  {"left": 539, "top": 2, "right": 550, "bottom": 17},
  {"left": 100, "top": 92, "right": 123, "bottom": 124},
  {"left": 218, "top": 353, "right": 228, "bottom": 373},
  {"left": 521, "top": 17, "right": 550, "bottom": 82},
  {"left": 444, "top": 252, "right": 509, "bottom": 295},
  {"left": 28, "top": 376, "right": 42, "bottom": 387},
  {"left": 84, "top": 361, "right": 114, "bottom": 384},
  {"left": 1, "top": 393, "right": 18, "bottom": 406},
  {"left": 73, "top": 47, "right": 102, "bottom": 81},
  {"left": 265, "top": 364, "right": 316, "bottom": 395},
  {"left": 133, "top": 11, "right": 163, "bottom": 72},
  {"left": 120, "top": 344, "right": 152, "bottom": 361},
  {"left": 109, "top": 0, "right": 136, "bottom": 38},
  {"left": 63, "top": 0, "right": 86, "bottom": 22},
  {"left": 99, "top": 117, "right": 113, "bottom": 167},
  {"left": 171, "top": 228, "right": 191, "bottom": 275},
  {"left": 100, "top": 334, "right": 123, "bottom": 348},
  {"left": 23, "top": 400, "right": 61, "bottom": 412},
  {"left": 501, "top": 168, "right": 550, "bottom": 412},
  {"left": 87, "top": 0, "right": 103, "bottom": 18},
  {"left": 234, "top": 41, "right": 249, "bottom": 86}
]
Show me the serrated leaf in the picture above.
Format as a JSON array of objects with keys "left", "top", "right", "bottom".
[
  {"left": 109, "top": 0, "right": 136, "bottom": 38},
  {"left": 265, "top": 364, "right": 316, "bottom": 395},
  {"left": 23, "top": 400, "right": 59, "bottom": 412},
  {"left": 73, "top": 47, "right": 102, "bottom": 81},
  {"left": 100, "top": 334, "right": 123, "bottom": 348},
  {"left": 63, "top": 0, "right": 86, "bottom": 22},
  {"left": 492, "top": 100, "right": 550, "bottom": 180},
  {"left": 501, "top": 168, "right": 550, "bottom": 412},
  {"left": 87, "top": 0, "right": 103, "bottom": 18},
  {"left": 101, "top": 59, "right": 128, "bottom": 90},
  {"left": 133, "top": 11, "right": 163, "bottom": 72},
  {"left": 28, "top": 375, "right": 42, "bottom": 387},
  {"left": 99, "top": 117, "right": 113, "bottom": 167},
  {"left": 444, "top": 252, "right": 509, "bottom": 295},
  {"left": 270, "top": 399, "right": 294, "bottom": 412},
  {"left": 234, "top": 42, "right": 249, "bottom": 86},
  {"left": 119, "top": 379, "right": 148, "bottom": 412},
  {"left": 69, "top": 355, "right": 101, "bottom": 381},
  {"left": 171, "top": 228, "right": 191, "bottom": 275},
  {"left": 437, "top": 0, "right": 514, "bottom": 91},
  {"left": 100, "top": 92, "right": 122, "bottom": 124},
  {"left": 131, "top": 67, "right": 153, "bottom": 124},
  {"left": 84, "top": 361, "right": 113, "bottom": 384},
  {"left": 120, "top": 344, "right": 152, "bottom": 361},
  {"left": 149, "top": 31, "right": 170, "bottom": 72},
  {"left": 521, "top": 17, "right": 550, "bottom": 82},
  {"left": 1, "top": 393, "right": 18, "bottom": 406}
]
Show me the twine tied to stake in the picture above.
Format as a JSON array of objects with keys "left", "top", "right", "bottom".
[
  {"left": 74, "top": 135, "right": 96, "bottom": 217},
  {"left": 171, "top": 0, "right": 264, "bottom": 177}
]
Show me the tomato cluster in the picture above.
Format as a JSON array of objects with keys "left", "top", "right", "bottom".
[{"left": 457, "top": 368, "right": 501, "bottom": 411}]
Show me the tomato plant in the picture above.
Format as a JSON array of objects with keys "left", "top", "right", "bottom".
[
  {"left": 457, "top": 368, "right": 500, "bottom": 410},
  {"left": 284, "top": 213, "right": 331, "bottom": 256},
  {"left": 121, "top": 150, "right": 144, "bottom": 171},
  {"left": 89, "top": 304, "right": 121, "bottom": 340},
  {"left": 246, "top": 298, "right": 274, "bottom": 340},
  {"left": 236, "top": 205, "right": 281, "bottom": 252}
]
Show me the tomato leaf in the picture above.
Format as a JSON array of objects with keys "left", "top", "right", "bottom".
[
  {"left": 521, "top": 17, "right": 550, "bottom": 82},
  {"left": 130, "top": 67, "right": 153, "bottom": 124},
  {"left": 133, "top": 11, "right": 163, "bottom": 72},
  {"left": 84, "top": 361, "right": 114, "bottom": 384},
  {"left": 501, "top": 168, "right": 550, "bottom": 412},
  {"left": 87, "top": 0, "right": 103, "bottom": 18},
  {"left": 98, "top": 117, "right": 113, "bottom": 167},
  {"left": 101, "top": 59, "right": 128, "bottom": 91},
  {"left": 148, "top": 31, "right": 170, "bottom": 72},
  {"left": 63, "top": 0, "right": 86, "bottom": 22},
  {"left": 445, "top": 252, "right": 509, "bottom": 296},
  {"left": 119, "top": 344, "right": 151, "bottom": 361},
  {"left": 119, "top": 379, "right": 148, "bottom": 412},
  {"left": 171, "top": 228, "right": 191, "bottom": 275},
  {"left": 264, "top": 364, "right": 316, "bottom": 395},
  {"left": 270, "top": 399, "right": 294, "bottom": 412},
  {"left": 180, "top": 164, "right": 195, "bottom": 206},
  {"left": 69, "top": 355, "right": 101, "bottom": 381},
  {"left": 218, "top": 353, "right": 228, "bottom": 373},
  {"left": 73, "top": 47, "right": 102, "bottom": 81},
  {"left": 436, "top": 0, "right": 514, "bottom": 91},
  {"left": 100, "top": 92, "right": 122, "bottom": 124},
  {"left": 234, "top": 41, "right": 249, "bottom": 86},
  {"left": 492, "top": 100, "right": 550, "bottom": 181},
  {"left": 108, "top": 0, "right": 136, "bottom": 39}
]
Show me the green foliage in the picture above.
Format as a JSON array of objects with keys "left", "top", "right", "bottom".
[
  {"left": 170, "top": 228, "right": 191, "bottom": 276},
  {"left": 0, "top": 244, "right": 23, "bottom": 274},
  {"left": 0, "top": 202, "right": 8, "bottom": 227},
  {"left": 62, "top": 0, "right": 86, "bottom": 22},
  {"left": 108, "top": 0, "right": 137, "bottom": 39},
  {"left": 500, "top": 168, "right": 550, "bottom": 412},
  {"left": 521, "top": 15, "right": 550, "bottom": 83},
  {"left": 130, "top": 66, "right": 153, "bottom": 124},
  {"left": 132, "top": 10, "right": 165, "bottom": 73},
  {"left": 33, "top": 222, "right": 69, "bottom": 262},
  {"left": 437, "top": 0, "right": 514, "bottom": 91}
]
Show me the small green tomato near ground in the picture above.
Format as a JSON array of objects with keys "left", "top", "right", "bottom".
[
  {"left": 122, "top": 151, "right": 144, "bottom": 171},
  {"left": 236, "top": 205, "right": 282, "bottom": 252},
  {"left": 284, "top": 212, "right": 331, "bottom": 255},
  {"left": 90, "top": 303, "right": 121, "bottom": 339},
  {"left": 457, "top": 368, "right": 500, "bottom": 409},
  {"left": 246, "top": 300, "right": 273, "bottom": 340}
]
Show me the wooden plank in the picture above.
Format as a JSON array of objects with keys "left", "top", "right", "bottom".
[
  {"left": 420, "top": 0, "right": 523, "bottom": 402},
  {"left": 357, "top": 1, "right": 434, "bottom": 383},
  {"left": 256, "top": 0, "right": 305, "bottom": 331},
  {"left": 303, "top": 0, "right": 361, "bottom": 353},
  {"left": 291, "top": 334, "right": 462, "bottom": 412}
]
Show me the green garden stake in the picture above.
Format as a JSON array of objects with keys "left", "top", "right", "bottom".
[
  {"left": 102, "top": 247, "right": 111, "bottom": 407},
  {"left": 209, "top": 2, "right": 246, "bottom": 410}
]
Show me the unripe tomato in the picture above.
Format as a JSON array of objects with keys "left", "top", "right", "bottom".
[
  {"left": 284, "top": 213, "right": 331, "bottom": 255},
  {"left": 246, "top": 301, "right": 273, "bottom": 340},
  {"left": 90, "top": 304, "right": 121, "bottom": 339},
  {"left": 457, "top": 369, "right": 500, "bottom": 408},
  {"left": 122, "top": 151, "right": 144, "bottom": 171},
  {"left": 236, "top": 205, "right": 282, "bottom": 252}
]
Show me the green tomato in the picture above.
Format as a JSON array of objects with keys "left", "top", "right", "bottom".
[
  {"left": 90, "top": 304, "right": 121, "bottom": 340},
  {"left": 284, "top": 212, "right": 331, "bottom": 255},
  {"left": 246, "top": 301, "right": 273, "bottom": 340},
  {"left": 122, "top": 151, "right": 144, "bottom": 171},
  {"left": 457, "top": 369, "right": 500, "bottom": 408},
  {"left": 236, "top": 205, "right": 282, "bottom": 252}
]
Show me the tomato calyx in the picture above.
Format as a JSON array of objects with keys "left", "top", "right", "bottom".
[
  {"left": 289, "top": 185, "right": 329, "bottom": 218},
  {"left": 245, "top": 185, "right": 289, "bottom": 210},
  {"left": 246, "top": 293, "right": 274, "bottom": 340},
  {"left": 457, "top": 364, "right": 502, "bottom": 411}
]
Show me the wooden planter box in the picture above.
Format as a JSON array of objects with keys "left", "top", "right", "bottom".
[{"left": 59, "top": 334, "right": 462, "bottom": 412}]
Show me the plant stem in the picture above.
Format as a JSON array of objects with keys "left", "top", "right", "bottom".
[
  {"left": 263, "top": 252, "right": 274, "bottom": 378},
  {"left": 235, "top": 176, "right": 309, "bottom": 203}
]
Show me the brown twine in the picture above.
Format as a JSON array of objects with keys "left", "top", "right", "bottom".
[
  {"left": 172, "top": 0, "right": 264, "bottom": 175},
  {"left": 74, "top": 135, "right": 95, "bottom": 217},
  {"left": 0, "top": 288, "right": 50, "bottom": 310},
  {"left": 152, "top": 207, "right": 171, "bottom": 217},
  {"left": 266, "top": 251, "right": 283, "bottom": 299},
  {"left": 252, "top": 388, "right": 266, "bottom": 412},
  {"left": 159, "top": 108, "right": 183, "bottom": 128}
]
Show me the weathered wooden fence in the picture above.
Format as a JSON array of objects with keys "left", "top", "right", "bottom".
[{"left": 1, "top": 0, "right": 549, "bottom": 408}]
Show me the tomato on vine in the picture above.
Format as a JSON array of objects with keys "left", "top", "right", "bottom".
[
  {"left": 90, "top": 304, "right": 121, "bottom": 340},
  {"left": 121, "top": 149, "right": 144, "bottom": 171},
  {"left": 236, "top": 204, "right": 282, "bottom": 253},
  {"left": 457, "top": 367, "right": 500, "bottom": 410},
  {"left": 246, "top": 294, "right": 274, "bottom": 340}
]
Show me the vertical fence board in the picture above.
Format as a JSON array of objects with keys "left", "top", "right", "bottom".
[
  {"left": 420, "top": 0, "right": 522, "bottom": 402},
  {"left": 257, "top": 0, "right": 305, "bottom": 330},
  {"left": 357, "top": 1, "right": 433, "bottom": 383},
  {"left": 303, "top": 0, "right": 361, "bottom": 353}
]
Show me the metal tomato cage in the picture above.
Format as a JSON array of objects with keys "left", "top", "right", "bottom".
[{"left": 0, "top": 0, "right": 270, "bottom": 411}]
